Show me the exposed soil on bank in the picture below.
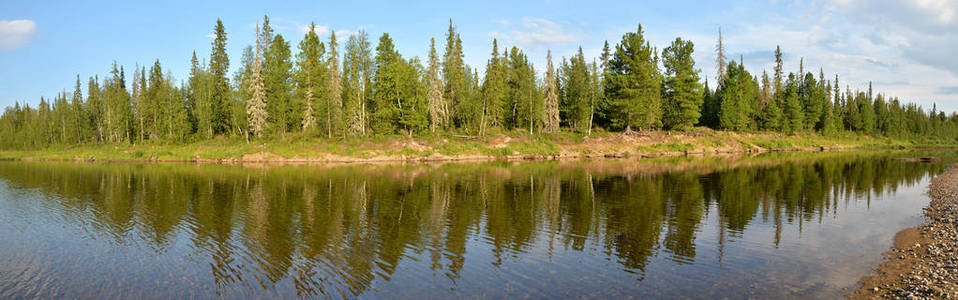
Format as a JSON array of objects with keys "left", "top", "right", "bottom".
[
  {"left": 9, "top": 130, "right": 880, "bottom": 164},
  {"left": 851, "top": 163, "right": 958, "bottom": 299}
]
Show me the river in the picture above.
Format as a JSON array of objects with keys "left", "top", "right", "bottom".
[{"left": 0, "top": 150, "right": 950, "bottom": 299}]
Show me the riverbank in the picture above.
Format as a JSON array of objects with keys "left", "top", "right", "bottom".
[
  {"left": 851, "top": 163, "right": 958, "bottom": 299},
  {"left": 0, "top": 129, "right": 942, "bottom": 164}
]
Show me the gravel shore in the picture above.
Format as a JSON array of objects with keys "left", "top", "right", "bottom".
[{"left": 851, "top": 163, "right": 958, "bottom": 299}]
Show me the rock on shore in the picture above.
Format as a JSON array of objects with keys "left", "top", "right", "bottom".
[{"left": 851, "top": 163, "right": 958, "bottom": 299}]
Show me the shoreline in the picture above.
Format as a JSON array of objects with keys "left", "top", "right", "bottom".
[
  {"left": 14, "top": 144, "right": 854, "bottom": 164},
  {"left": 851, "top": 163, "right": 958, "bottom": 299},
  {"left": 0, "top": 131, "right": 943, "bottom": 165}
]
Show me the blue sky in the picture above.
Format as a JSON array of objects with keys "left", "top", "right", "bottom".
[{"left": 2, "top": 0, "right": 957, "bottom": 112}]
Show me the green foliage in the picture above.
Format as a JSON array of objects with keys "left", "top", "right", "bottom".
[
  {"left": 783, "top": 74, "right": 804, "bottom": 134},
  {"left": 559, "top": 47, "right": 592, "bottom": 132},
  {"left": 602, "top": 24, "right": 662, "bottom": 131},
  {"left": 2, "top": 17, "right": 958, "bottom": 151},
  {"left": 265, "top": 34, "right": 294, "bottom": 136},
  {"left": 506, "top": 47, "right": 541, "bottom": 133},
  {"left": 661, "top": 38, "right": 703, "bottom": 131},
  {"left": 717, "top": 61, "right": 756, "bottom": 131},
  {"left": 209, "top": 19, "right": 232, "bottom": 135},
  {"left": 480, "top": 39, "right": 508, "bottom": 132}
]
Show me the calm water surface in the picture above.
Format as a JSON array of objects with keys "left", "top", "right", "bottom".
[{"left": 0, "top": 150, "right": 951, "bottom": 299}]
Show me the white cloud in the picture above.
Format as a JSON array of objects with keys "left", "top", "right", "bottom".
[
  {"left": 205, "top": 33, "right": 216, "bottom": 39},
  {"left": 821, "top": 0, "right": 958, "bottom": 74},
  {"left": 697, "top": 1, "right": 958, "bottom": 112},
  {"left": 0, "top": 19, "right": 37, "bottom": 50},
  {"left": 298, "top": 24, "right": 330, "bottom": 36},
  {"left": 490, "top": 17, "right": 580, "bottom": 50},
  {"left": 295, "top": 23, "right": 358, "bottom": 38}
]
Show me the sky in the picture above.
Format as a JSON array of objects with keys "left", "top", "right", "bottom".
[{"left": 2, "top": 0, "right": 957, "bottom": 113}]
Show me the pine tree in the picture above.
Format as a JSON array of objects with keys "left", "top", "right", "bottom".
[
  {"left": 543, "top": 50, "right": 560, "bottom": 133},
  {"left": 662, "top": 37, "right": 703, "bottom": 131},
  {"left": 603, "top": 24, "right": 662, "bottom": 131}
]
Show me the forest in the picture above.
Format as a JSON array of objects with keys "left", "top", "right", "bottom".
[{"left": 1, "top": 16, "right": 956, "bottom": 150}]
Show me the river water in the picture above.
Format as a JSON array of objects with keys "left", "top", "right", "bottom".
[{"left": 0, "top": 150, "right": 950, "bottom": 299}]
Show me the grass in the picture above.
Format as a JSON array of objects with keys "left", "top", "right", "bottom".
[{"left": 1, "top": 129, "right": 954, "bottom": 162}]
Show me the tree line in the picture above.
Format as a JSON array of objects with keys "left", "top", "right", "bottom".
[{"left": 1, "top": 17, "right": 956, "bottom": 150}]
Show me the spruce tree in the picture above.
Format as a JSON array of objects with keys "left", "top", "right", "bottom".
[
  {"left": 342, "top": 34, "right": 367, "bottom": 136},
  {"left": 506, "top": 47, "right": 540, "bottom": 133},
  {"left": 88, "top": 76, "right": 103, "bottom": 141},
  {"left": 480, "top": 38, "right": 507, "bottom": 133},
  {"left": 188, "top": 51, "right": 212, "bottom": 138},
  {"left": 246, "top": 24, "right": 268, "bottom": 139},
  {"left": 426, "top": 38, "right": 447, "bottom": 132},
  {"left": 773, "top": 46, "right": 784, "bottom": 102},
  {"left": 589, "top": 59, "right": 600, "bottom": 135},
  {"left": 209, "top": 19, "right": 232, "bottom": 135},
  {"left": 295, "top": 23, "right": 325, "bottom": 135},
  {"left": 443, "top": 20, "right": 467, "bottom": 129},
  {"left": 266, "top": 34, "right": 294, "bottom": 136},
  {"left": 799, "top": 72, "right": 820, "bottom": 130},
  {"left": 71, "top": 75, "right": 85, "bottom": 143},
  {"left": 327, "top": 30, "right": 343, "bottom": 137},
  {"left": 371, "top": 33, "right": 402, "bottom": 133},
  {"left": 560, "top": 47, "right": 592, "bottom": 132},
  {"left": 717, "top": 61, "right": 755, "bottom": 131},
  {"left": 783, "top": 74, "right": 804, "bottom": 134}
]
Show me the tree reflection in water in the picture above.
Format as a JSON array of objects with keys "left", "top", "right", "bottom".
[{"left": 0, "top": 150, "right": 945, "bottom": 298}]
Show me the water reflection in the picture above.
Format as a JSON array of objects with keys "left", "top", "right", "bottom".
[{"left": 0, "top": 151, "right": 945, "bottom": 298}]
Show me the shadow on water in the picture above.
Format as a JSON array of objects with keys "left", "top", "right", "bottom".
[{"left": 0, "top": 149, "right": 952, "bottom": 298}]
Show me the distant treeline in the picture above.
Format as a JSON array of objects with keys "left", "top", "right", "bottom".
[{"left": 1, "top": 16, "right": 956, "bottom": 150}]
